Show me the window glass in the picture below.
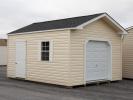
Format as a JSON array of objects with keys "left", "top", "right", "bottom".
[{"left": 41, "top": 41, "right": 49, "bottom": 61}]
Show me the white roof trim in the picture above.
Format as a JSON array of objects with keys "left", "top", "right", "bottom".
[
  {"left": 8, "top": 28, "right": 76, "bottom": 36},
  {"left": 76, "top": 13, "right": 127, "bottom": 35},
  {"left": 126, "top": 26, "right": 133, "bottom": 30}
]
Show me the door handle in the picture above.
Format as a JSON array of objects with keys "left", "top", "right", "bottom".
[{"left": 15, "top": 62, "right": 18, "bottom": 64}]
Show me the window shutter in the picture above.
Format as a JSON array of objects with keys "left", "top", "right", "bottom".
[
  {"left": 50, "top": 40, "right": 53, "bottom": 62},
  {"left": 38, "top": 41, "right": 41, "bottom": 61}
]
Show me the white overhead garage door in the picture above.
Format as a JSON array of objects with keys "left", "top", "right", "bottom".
[
  {"left": 86, "top": 41, "right": 110, "bottom": 82},
  {"left": 0, "top": 46, "right": 7, "bottom": 65}
]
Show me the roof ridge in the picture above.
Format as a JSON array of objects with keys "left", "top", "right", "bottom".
[{"left": 33, "top": 13, "right": 105, "bottom": 24}]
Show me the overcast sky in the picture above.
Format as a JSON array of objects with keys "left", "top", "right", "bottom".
[{"left": 0, "top": 0, "right": 133, "bottom": 38}]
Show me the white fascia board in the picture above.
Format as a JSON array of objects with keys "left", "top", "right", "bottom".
[
  {"left": 76, "top": 13, "right": 128, "bottom": 35},
  {"left": 8, "top": 27, "right": 76, "bottom": 36},
  {"left": 126, "top": 26, "right": 133, "bottom": 31}
]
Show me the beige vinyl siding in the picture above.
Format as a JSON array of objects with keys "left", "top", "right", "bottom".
[
  {"left": 123, "top": 28, "right": 133, "bottom": 78},
  {"left": 8, "top": 30, "right": 71, "bottom": 86},
  {"left": 70, "top": 19, "right": 122, "bottom": 86}
]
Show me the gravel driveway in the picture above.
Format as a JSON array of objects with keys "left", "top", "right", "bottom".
[{"left": 0, "top": 66, "right": 133, "bottom": 100}]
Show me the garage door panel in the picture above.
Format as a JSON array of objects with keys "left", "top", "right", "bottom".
[
  {"left": 86, "top": 53, "right": 107, "bottom": 59},
  {"left": 86, "top": 57, "right": 106, "bottom": 63},
  {"left": 87, "top": 48, "right": 107, "bottom": 51},
  {"left": 86, "top": 41, "right": 109, "bottom": 81},
  {"left": 86, "top": 62, "right": 106, "bottom": 68}
]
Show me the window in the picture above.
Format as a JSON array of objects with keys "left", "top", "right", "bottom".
[{"left": 41, "top": 41, "right": 50, "bottom": 61}]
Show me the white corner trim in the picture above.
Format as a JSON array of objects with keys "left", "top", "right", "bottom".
[
  {"left": 77, "top": 13, "right": 127, "bottom": 35},
  {"left": 84, "top": 38, "right": 112, "bottom": 84}
]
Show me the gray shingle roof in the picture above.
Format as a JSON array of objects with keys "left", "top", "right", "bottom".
[{"left": 9, "top": 13, "right": 104, "bottom": 34}]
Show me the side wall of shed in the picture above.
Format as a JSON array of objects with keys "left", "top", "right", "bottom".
[
  {"left": 7, "top": 30, "right": 71, "bottom": 86},
  {"left": 123, "top": 28, "right": 133, "bottom": 78}
]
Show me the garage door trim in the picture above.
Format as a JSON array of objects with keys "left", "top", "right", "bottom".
[{"left": 84, "top": 38, "right": 112, "bottom": 84}]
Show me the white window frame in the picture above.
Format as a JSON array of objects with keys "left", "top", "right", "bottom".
[{"left": 38, "top": 40, "right": 53, "bottom": 62}]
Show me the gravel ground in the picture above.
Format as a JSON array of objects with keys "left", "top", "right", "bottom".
[{"left": 0, "top": 66, "right": 133, "bottom": 100}]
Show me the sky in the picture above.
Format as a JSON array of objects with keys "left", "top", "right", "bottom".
[{"left": 0, "top": 0, "right": 133, "bottom": 38}]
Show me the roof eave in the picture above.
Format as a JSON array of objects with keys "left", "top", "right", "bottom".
[{"left": 8, "top": 27, "right": 77, "bottom": 36}]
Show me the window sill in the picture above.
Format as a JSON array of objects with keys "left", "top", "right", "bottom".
[{"left": 40, "top": 60, "right": 52, "bottom": 63}]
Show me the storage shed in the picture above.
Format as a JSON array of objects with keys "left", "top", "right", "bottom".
[
  {"left": 7, "top": 13, "right": 127, "bottom": 86},
  {"left": 0, "top": 39, "right": 7, "bottom": 65},
  {"left": 123, "top": 26, "right": 133, "bottom": 79}
]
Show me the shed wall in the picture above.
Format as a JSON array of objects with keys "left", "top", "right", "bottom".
[
  {"left": 123, "top": 28, "right": 133, "bottom": 78},
  {"left": 8, "top": 30, "right": 71, "bottom": 86}
]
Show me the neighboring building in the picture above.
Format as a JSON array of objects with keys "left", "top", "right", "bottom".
[
  {"left": 7, "top": 13, "right": 127, "bottom": 86},
  {"left": 123, "top": 26, "right": 133, "bottom": 79},
  {"left": 0, "top": 39, "right": 7, "bottom": 65}
]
